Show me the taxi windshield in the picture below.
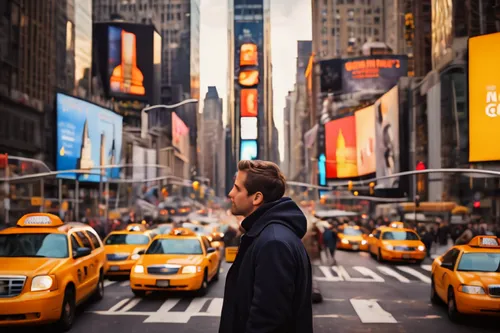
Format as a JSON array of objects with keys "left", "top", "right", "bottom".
[
  {"left": 0, "top": 233, "right": 69, "bottom": 258},
  {"left": 146, "top": 239, "right": 203, "bottom": 255},
  {"left": 382, "top": 231, "right": 419, "bottom": 241},
  {"left": 343, "top": 228, "right": 362, "bottom": 236},
  {"left": 106, "top": 234, "right": 149, "bottom": 245},
  {"left": 457, "top": 252, "right": 500, "bottom": 272}
]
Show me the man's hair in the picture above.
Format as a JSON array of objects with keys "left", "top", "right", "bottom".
[{"left": 237, "top": 160, "right": 286, "bottom": 203}]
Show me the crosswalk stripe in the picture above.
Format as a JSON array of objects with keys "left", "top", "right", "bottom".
[
  {"left": 397, "top": 266, "right": 431, "bottom": 283},
  {"left": 206, "top": 298, "right": 223, "bottom": 314},
  {"left": 143, "top": 299, "right": 183, "bottom": 323},
  {"left": 118, "top": 298, "right": 141, "bottom": 312},
  {"left": 377, "top": 266, "right": 410, "bottom": 283},
  {"left": 315, "top": 266, "right": 343, "bottom": 281},
  {"left": 350, "top": 299, "right": 397, "bottom": 323},
  {"left": 120, "top": 280, "right": 130, "bottom": 287},
  {"left": 108, "top": 298, "right": 131, "bottom": 312},
  {"left": 104, "top": 280, "right": 116, "bottom": 287},
  {"left": 421, "top": 265, "right": 432, "bottom": 272},
  {"left": 352, "top": 266, "right": 385, "bottom": 282}
]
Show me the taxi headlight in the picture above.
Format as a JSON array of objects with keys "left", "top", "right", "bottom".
[
  {"left": 133, "top": 265, "right": 145, "bottom": 274},
  {"left": 361, "top": 240, "right": 367, "bottom": 245},
  {"left": 418, "top": 245, "right": 425, "bottom": 251},
  {"left": 459, "top": 285, "right": 485, "bottom": 295},
  {"left": 31, "top": 275, "right": 54, "bottom": 292},
  {"left": 181, "top": 266, "right": 201, "bottom": 274},
  {"left": 341, "top": 239, "right": 349, "bottom": 244},
  {"left": 385, "top": 245, "right": 394, "bottom": 250},
  {"left": 131, "top": 254, "right": 141, "bottom": 260}
]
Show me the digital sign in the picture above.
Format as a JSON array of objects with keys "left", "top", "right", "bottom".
[
  {"left": 238, "top": 70, "right": 259, "bottom": 87},
  {"left": 240, "top": 43, "right": 258, "bottom": 66},
  {"left": 355, "top": 105, "right": 376, "bottom": 176},
  {"left": 240, "top": 89, "right": 258, "bottom": 117},
  {"left": 324, "top": 116, "right": 357, "bottom": 179},
  {"left": 56, "top": 93, "right": 123, "bottom": 182},
  {"left": 240, "top": 117, "right": 258, "bottom": 140},
  {"left": 240, "top": 140, "right": 258, "bottom": 160},
  {"left": 468, "top": 32, "right": 500, "bottom": 162}
]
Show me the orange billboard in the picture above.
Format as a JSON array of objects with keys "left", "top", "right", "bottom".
[
  {"left": 240, "top": 89, "right": 258, "bottom": 117},
  {"left": 240, "top": 43, "right": 258, "bottom": 66},
  {"left": 355, "top": 105, "right": 376, "bottom": 175},
  {"left": 325, "top": 116, "right": 357, "bottom": 178},
  {"left": 468, "top": 32, "right": 500, "bottom": 162},
  {"left": 238, "top": 70, "right": 259, "bottom": 87}
]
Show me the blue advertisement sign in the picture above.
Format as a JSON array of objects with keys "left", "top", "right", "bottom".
[
  {"left": 56, "top": 93, "right": 123, "bottom": 182},
  {"left": 240, "top": 140, "right": 258, "bottom": 160}
]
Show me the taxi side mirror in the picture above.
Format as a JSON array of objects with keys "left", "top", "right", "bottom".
[
  {"left": 441, "top": 262, "right": 454, "bottom": 270},
  {"left": 74, "top": 247, "right": 92, "bottom": 259},
  {"left": 206, "top": 247, "right": 216, "bottom": 254},
  {"left": 137, "top": 250, "right": 145, "bottom": 255}
]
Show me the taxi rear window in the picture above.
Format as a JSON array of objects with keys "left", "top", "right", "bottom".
[
  {"left": 457, "top": 253, "right": 500, "bottom": 273},
  {"left": 146, "top": 239, "right": 203, "bottom": 255},
  {"left": 0, "top": 233, "right": 69, "bottom": 258},
  {"left": 343, "top": 228, "right": 362, "bottom": 236},
  {"left": 382, "top": 231, "right": 419, "bottom": 241},
  {"left": 106, "top": 234, "right": 149, "bottom": 245}
]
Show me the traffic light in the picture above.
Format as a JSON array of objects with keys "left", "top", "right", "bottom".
[
  {"left": 348, "top": 181, "right": 353, "bottom": 191},
  {"left": 192, "top": 181, "right": 200, "bottom": 191},
  {"left": 473, "top": 201, "right": 480, "bottom": 209},
  {"left": 369, "top": 182, "right": 375, "bottom": 195}
]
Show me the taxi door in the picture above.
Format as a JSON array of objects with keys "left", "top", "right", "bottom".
[
  {"left": 73, "top": 231, "right": 97, "bottom": 299},
  {"left": 83, "top": 229, "right": 103, "bottom": 285},
  {"left": 434, "top": 248, "right": 460, "bottom": 300},
  {"left": 202, "top": 236, "right": 218, "bottom": 278},
  {"left": 369, "top": 230, "right": 381, "bottom": 255}
]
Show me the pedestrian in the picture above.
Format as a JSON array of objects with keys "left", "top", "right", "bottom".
[{"left": 219, "top": 160, "right": 313, "bottom": 333}]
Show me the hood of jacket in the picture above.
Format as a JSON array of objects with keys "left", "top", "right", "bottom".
[{"left": 241, "top": 197, "right": 307, "bottom": 239}]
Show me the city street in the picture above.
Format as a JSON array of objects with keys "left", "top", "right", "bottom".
[{"left": 5, "top": 250, "right": 497, "bottom": 333}]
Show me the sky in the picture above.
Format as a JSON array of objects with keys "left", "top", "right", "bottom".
[{"left": 199, "top": 0, "right": 312, "bottom": 162}]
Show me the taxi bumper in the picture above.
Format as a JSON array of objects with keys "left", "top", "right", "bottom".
[
  {"left": 105, "top": 260, "right": 136, "bottom": 276},
  {"left": 337, "top": 240, "right": 368, "bottom": 251},
  {"left": 380, "top": 249, "right": 426, "bottom": 261},
  {"left": 455, "top": 292, "right": 500, "bottom": 315},
  {"left": 0, "top": 290, "right": 64, "bottom": 326},
  {"left": 130, "top": 271, "right": 205, "bottom": 292}
]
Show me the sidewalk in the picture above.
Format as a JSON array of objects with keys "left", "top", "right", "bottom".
[{"left": 430, "top": 239, "right": 454, "bottom": 259}]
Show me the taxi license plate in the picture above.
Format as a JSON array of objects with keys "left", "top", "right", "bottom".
[
  {"left": 352, "top": 245, "right": 359, "bottom": 250},
  {"left": 109, "top": 266, "right": 120, "bottom": 271},
  {"left": 156, "top": 280, "right": 170, "bottom": 287},
  {"left": 402, "top": 254, "right": 411, "bottom": 259}
]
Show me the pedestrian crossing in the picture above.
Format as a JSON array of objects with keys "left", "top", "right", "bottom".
[
  {"left": 88, "top": 295, "right": 442, "bottom": 324},
  {"left": 314, "top": 264, "right": 432, "bottom": 283}
]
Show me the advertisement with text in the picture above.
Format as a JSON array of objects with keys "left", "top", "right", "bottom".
[
  {"left": 355, "top": 105, "right": 376, "bottom": 176},
  {"left": 56, "top": 93, "right": 123, "bottom": 182},
  {"left": 325, "top": 116, "right": 357, "bottom": 179},
  {"left": 468, "top": 32, "right": 500, "bottom": 162}
]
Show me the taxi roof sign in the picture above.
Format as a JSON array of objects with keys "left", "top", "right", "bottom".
[
  {"left": 389, "top": 222, "right": 405, "bottom": 228},
  {"left": 468, "top": 236, "right": 500, "bottom": 248},
  {"left": 17, "top": 213, "right": 64, "bottom": 227},
  {"left": 169, "top": 228, "right": 196, "bottom": 236}
]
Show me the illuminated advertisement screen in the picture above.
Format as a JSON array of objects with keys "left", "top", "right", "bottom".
[
  {"left": 355, "top": 105, "right": 376, "bottom": 176},
  {"left": 238, "top": 70, "right": 259, "bottom": 87},
  {"left": 56, "top": 93, "right": 123, "bottom": 182},
  {"left": 240, "top": 89, "right": 258, "bottom": 117},
  {"left": 240, "top": 140, "right": 258, "bottom": 160},
  {"left": 240, "top": 117, "right": 258, "bottom": 140},
  {"left": 468, "top": 32, "right": 500, "bottom": 162},
  {"left": 325, "top": 116, "right": 357, "bottom": 179},
  {"left": 240, "top": 43, "right": 258, "bottom": 66}
]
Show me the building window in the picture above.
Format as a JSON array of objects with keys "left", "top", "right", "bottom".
[{"left": 374, "top": 16, "right": 380, "bottom": 24}]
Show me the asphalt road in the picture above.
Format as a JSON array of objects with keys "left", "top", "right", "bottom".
[{"left": 7, "top": 250, "right": 498, "bottom": 333}]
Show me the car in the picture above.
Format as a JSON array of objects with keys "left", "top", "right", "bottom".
[
  {"left": 337, "top": 225, "right": 368, "bottom": 251},
  {"left": 367, "top": 226, "right": 426, "bottom": 263}
]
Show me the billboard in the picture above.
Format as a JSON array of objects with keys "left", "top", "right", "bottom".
[
  {"left": 240, "top": 117, "right": 258, "bottom": 140},
  {"left": 325, "top": 116, "right": 357, "bottom": 178},
  {"left": 355, "top": 105, "right": 376, "bottom": 176},
  {"left": 56, "top": 93, "right": 123, "bottom": 182},
  {"left": 172, "top": 112, "right": 190, "bottom": 158},
  {"left": 240, "top": 140, "right": 258, "bottom": 160},
  {"left": 240, "top": 43, "right": 258, "bottom": 66},
  {"left": 431, "top": 0, "right": 453, "bottom": 71},
  {"left": 375, "top": 86, "right": 400, "bottom": 188},
  {"left": 319, "top": 55, "right": 408, "bottom": 94},
  {"left": 468, "top": 32, "right": 500, "bottom": 162},
  {"left": 240, "top": 89, "right": 258, "bottom": 117}
]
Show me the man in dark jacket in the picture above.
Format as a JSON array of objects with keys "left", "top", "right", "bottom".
[{"left": 219, "top": 160, "right": 313, "bottom": 333}]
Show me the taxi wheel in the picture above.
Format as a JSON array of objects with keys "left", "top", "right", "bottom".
[
  {"left": 92, "top": 272, "right": 105, "bottom": 301},
  {"left": 430, "top": 276, "right": 441, "bottom": 304},
  {"left": 447, "top": 288, "right": 461, "bottom": 322},
  {"left": 56, "top": 287, "right": 76, "bottom": 332},
  {"left": 132, "top": 289, "right": 147, "bottom": 297},
  {"left": 198, "top": 270, "right": 209, "bottom": 296}
]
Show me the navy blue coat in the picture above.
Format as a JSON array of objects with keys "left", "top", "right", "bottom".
[{"left": 218, "top": 197, "right": 313, "bottom": 333}]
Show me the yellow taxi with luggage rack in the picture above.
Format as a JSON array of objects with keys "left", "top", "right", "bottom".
[
  {"left": 129, "top": 228, "right": 221, "bottom": 296},
  {"left": 0, "top": 213, "right": 106, "bottom": 331}
]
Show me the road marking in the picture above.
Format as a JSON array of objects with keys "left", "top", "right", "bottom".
[
  {"left": 352, "top": 266, "right": 385, "bottom": 282},
  {"left": 108, "top": 298, "right": 131, "bottom": 312},
  {"left": 315, "top": 266, "right": 344, "bottom": 281},
  {"left": 397, "top": 266, "right": 431, "bottom": 284},
  {"left": 377, "top": 266, "right": 410, "bottom": 283},
  {"left": 323, "top": 298, "right": 346, "bottom": 302},
  {"left": 118, "top": 298, "right": 141, "bottom": 312},
  {"left": 407, "top": 315, "right": 441, "bottom": 319},
  {"left": 143, "top": 299, "right": 185, "bottom": 323},
  {"left": 421, "top": 265, "right": 432, "bottom": 271},
  {"left": 120, "top": 280, "right": 130, "bottom": 287},
  {"left": 206, "top": 297, "right": 223, "bottom": 314},
  {"left": 314, "top": 314, "right": 340, "bottom": 318},
  {"left": 350, "top": 299, "right": 397, "bottom": 323},
  {"left": 104, "top": 280, "right": 116, "bottom": 287}
]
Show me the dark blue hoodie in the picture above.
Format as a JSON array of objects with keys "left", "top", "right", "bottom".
[{"left": 219, "top": 197, "right": 313, "bottom": 333}]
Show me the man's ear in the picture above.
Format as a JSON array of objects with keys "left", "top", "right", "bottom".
[{"left": 252, "top": 192, "right": 264, "bottom": 206}]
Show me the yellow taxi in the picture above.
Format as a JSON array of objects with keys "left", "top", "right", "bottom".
[
  {"left": 337, "top": 225, "right": 368, "bottom": 251},
  {"left": 388, "top": 221, "right": 405, "bottom": 229},
  {"left": 129, "top": 228, "right": 221, "bottom": 296},
  {"left": 103, "top": 230, "right": 153, "bottom": 278},
  {"left": 368, "top": 226, "right": 426, "bottom": 263},
  {"left": 0, "top": 213, "right": 106, "bottom": 331},
  {"left": 430, "top": 235, "right": 500, "bottom": 321},
  {"left": 126, "top": 223, "right": 148, "bottom": 232}
]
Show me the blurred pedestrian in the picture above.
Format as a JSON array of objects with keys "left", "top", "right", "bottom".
[{"left": 219, "top": 160, "right": 313, "bottom": 333}]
